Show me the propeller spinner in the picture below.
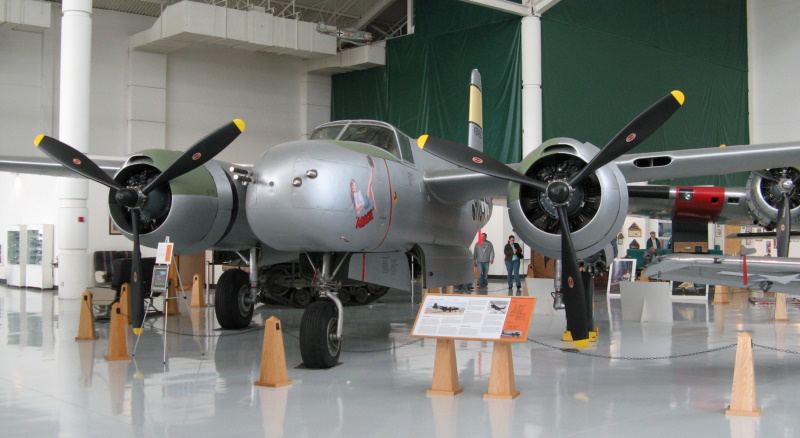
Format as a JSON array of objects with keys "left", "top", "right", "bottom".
[
  {"left": 418, "top": 91, "right": 684, "bottom": 347},
  {"left": 35, "top": 119, "right": 245, "bottom": 334}
]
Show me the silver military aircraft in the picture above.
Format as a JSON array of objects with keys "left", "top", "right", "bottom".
[{"left": 4, "top": 70, "right": 800, "bottom": 368}]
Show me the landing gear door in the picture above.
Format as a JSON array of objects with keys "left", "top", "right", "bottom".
[{"left": 348, "top": 252, "right": 411, "bottom": 291}]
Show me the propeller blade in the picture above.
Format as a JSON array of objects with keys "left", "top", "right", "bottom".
[
  {"left": 777, "top": 193, "right": 791, "bottom": 257},
  {"left": 130, "top": 209, "right": 145, "bottom": 336},
  {"left": 752, "top": 169, "right": 778, "bottom": 182},
  {"left": 569, "top": 90, "right": 685, "bottom": 186},
  {"left": 556, "top": 206, "right": 590, "bottom": 348},
  {"left": 34, "top": 135, "right": 123, "bottom": 191},
  {"left": 142, "top": 119, "right": 245, "bottom": 195},
  {"left": 417, "top": 135, "right": 547, "bottom": 192}
]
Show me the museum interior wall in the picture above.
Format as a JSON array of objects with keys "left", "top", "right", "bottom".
[{"left": 0, "top": 5, "right": 324, "bottom": 281}]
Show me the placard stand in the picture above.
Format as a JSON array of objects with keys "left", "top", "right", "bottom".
[
  {"left": 426, "top": 339, "right": 463, "bottom": 396},
  {"left": 484, "top": 342, "right": 519, "bottom": 399}
]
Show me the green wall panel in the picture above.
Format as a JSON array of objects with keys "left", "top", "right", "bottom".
[{"left": 542, "top": 0, "right": 749, "bottom": 186}]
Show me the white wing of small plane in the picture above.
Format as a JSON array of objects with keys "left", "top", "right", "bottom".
[{"left": 642, "top": 253, "right": 800, "bottom": 295}]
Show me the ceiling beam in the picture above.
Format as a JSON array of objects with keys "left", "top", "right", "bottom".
[
  {"left": 352, "top": 0, "right": 395, "bottom": 30},
  {"left": 531, "top": 0, "right": 562, "bottom": 15}
]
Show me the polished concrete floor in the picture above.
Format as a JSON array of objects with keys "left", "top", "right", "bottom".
[{"left": 1, "top": 280, "right": 799, "bottom": 438}]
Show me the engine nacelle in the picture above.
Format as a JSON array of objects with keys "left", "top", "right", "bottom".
[
  {"left": 744, "top": 167, "right": 800, "bottom": 229},
  {"left": 508, "top": 138, "right": 629, "bottom": 260},
  {"left": 108, "top": 150, "right": 257, "bottom": 255}
]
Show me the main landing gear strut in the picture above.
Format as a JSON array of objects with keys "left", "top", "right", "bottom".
[{"left": 299, "top": 252, "right": 346, "bottom": 369}]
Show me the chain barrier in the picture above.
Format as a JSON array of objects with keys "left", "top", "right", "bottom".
[
  {"left": 527, "top": 338, "right": 739, "bottom": 360},
  {"left": 113, "top": 312, "right": 800, "bottom": 358},
  {"left": 752, "top": 342, "right": 800, "bottom": 355}
]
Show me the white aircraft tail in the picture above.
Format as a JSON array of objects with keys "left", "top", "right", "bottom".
[{"left": 468, "top": 69, "right": 484, "bottom": 152}]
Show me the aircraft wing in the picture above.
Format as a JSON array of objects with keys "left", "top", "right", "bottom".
[
  {"left": 615, "top": 141, "right": 800, "bottom": 183},
  {"left": 423, "top": 165, "right": 517, "bottom": 203},
  {"left": 642, "top": 253, "right": 800, "bottom": 295},
  {"left": 0, "top": 155, "right": 123, "bottom": 178}
]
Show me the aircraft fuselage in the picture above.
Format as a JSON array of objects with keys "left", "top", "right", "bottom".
[{"left": 246, "top": 121, "right": 491, "bottom": 254}]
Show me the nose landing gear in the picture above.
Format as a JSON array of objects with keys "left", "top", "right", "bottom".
[{"left": 299, "top": 252, "right": 345, "bottom": 369}]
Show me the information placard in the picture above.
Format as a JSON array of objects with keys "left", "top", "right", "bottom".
[{"left": 411, "top": 294, "right": 536, "bottom": 342}]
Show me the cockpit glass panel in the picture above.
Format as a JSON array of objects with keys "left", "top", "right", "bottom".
[
  {"left": 311, "top": 125, "right": 344, "bottom": 140},
  {"left": 340, "top": 124, "right": 400, "bottom": 159}
]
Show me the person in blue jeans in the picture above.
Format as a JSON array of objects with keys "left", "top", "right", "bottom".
[
  {"left": 504, "top": 235, "right": 523, "bottom": 295},
  {"left": 473, "top": 233, "right": 494, "bottom": 291}
]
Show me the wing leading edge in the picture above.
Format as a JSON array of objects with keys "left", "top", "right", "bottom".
[{"left": 0, "top": 155, "right": 123, "bottom": 178}]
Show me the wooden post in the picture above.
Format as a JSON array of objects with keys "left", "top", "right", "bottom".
[
  {"left": 427, "top": 339, "right": 463, "bottom": 396},
  {"left": 773, "top": 292, "right": 789, "bottom": 321},
  {"left": 105, "top": 303, "right": 131, "bottom": 361},
  {"left": 190, "top": 273, "right": 205, "bottom": 307},
  {"left": 75, "top": 290, "right": 99, "bottom": 340},
  {"left": 484, "top": 342, "right": 520, "bottom": 399},
  {"left": 166, "top": 264, "right": 181, "bottom": 316},
  {"left": 120, "top": 283, "right": 131, "bottom": 325},
  {"left": 725, "top": 331, "right": 761, "bottom": 417},
  {"left": 714, "top": 285, "right": 730, "bottom": 304},
  {"left": 254, "top": 316, "right": 293, "bottom": 388},
  {"left": 522, "top": 279, "right": 529, "bottom": 296}
]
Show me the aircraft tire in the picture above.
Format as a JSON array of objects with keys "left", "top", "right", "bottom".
[
  {"left": 292, "top": 287, "right": 313, "bottom": 308},
  {"left": 214, "top": 269, "right": 253, "bottom": 329},
  {"left": 299, "top": 301, "right": 341, "bottom": 369},
  {"left": 353, "top": 286, "right": 370, "bottom": 304}
]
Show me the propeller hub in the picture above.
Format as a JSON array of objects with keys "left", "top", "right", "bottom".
[
  {"left": 115, "top": 187, "right": 146, "bottom": 209},
  {"left": 779, "top": 178, "right": 795, "bottom": 195},
  {"left": 547, "top": 180, "right": 573, "bottom": 206}
]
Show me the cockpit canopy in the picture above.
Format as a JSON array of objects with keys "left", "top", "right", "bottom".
[{"left": 311, "top": 120, "right": 415, "bottom": 164}]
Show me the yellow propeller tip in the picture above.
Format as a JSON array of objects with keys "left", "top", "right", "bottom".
[
  {"left": 34, "top": 134, "right": 45, "bottom": 146},
  {"left": 133, "top": 328, "right": 144, "bottom": 336},
  {"left": 234, "top": 119, "right": 246, "bottom": 132},
  {"left": 573, "top": 338, "right": 590, "bottom": 349},
  {"left": 671, "top": 90, "right": 685, "bottom": 105},
  {"left": 417, "top": 135, "right": 429, "bottom": 149}
]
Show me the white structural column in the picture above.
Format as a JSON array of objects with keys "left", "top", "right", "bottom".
[
  {"left": 521, "top": 15, "right": 543, "bottom": 156},
  {"left": 57, "top": 0, "right": 92, "bottom": 299}
]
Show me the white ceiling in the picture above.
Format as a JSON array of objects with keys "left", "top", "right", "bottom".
[{"left": 48, "top": 0, "right": 410, "bottom": 41}]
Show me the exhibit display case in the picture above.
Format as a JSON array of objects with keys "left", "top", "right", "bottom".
[
  {"left": 25, "top": 224, "right": 54, "bottom": 289},
  {"left": 6, "top": 225, "right": 27, "bottom": 287}
]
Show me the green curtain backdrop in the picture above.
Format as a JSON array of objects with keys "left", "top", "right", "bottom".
[
  {"left": 332, "top": 0, "right": 522, "bottom": 164},
  {"left": 333, "top": 0, "right": 749, "bottom": 185},
  {"left": 541, "top": 0, "right": 749, "bottom": 186}
]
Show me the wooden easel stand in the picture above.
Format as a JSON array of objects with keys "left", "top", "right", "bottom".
[{"left": 427, "top": 339, "right": 463, "bottom": 396}]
